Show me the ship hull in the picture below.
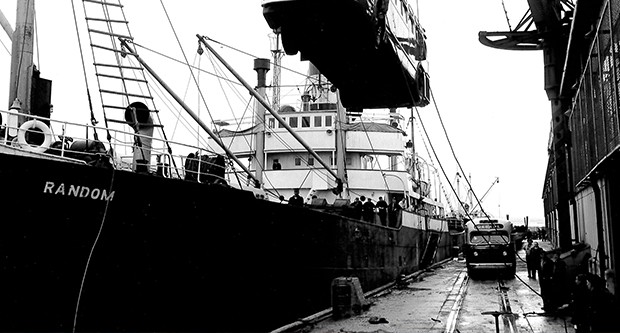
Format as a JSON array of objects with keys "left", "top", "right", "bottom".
[
  {"left": 0, "top": 153, "right": 454, "bottom": 332},
  {"left": 262, "top": 0, "right": 424, "bottom": 109}
]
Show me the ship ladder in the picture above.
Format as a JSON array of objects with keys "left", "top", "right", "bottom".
[
  {"left": 420, "top": 232, "right": 440, "bottom": 269},
  {"left": 80, "top": 0, "right": 168, "bottom": 154}
]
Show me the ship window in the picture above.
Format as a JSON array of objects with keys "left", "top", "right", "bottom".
[
  {"left": 295, "top": 157, "right": 301, "bottom": 166},
  {"left": 346, "top": 157, "right": 352, "bottom": 165},
  {"left": 268, "top": 118, "right": 275, "bottom": 128},
  {"left": 279, "top": 117, "right": 286, "bottom": 128},
  {"left": 302, "top": 116, "right": 310, "bottom": 127},
  {"left": 325, "top": 116, "right": 332, "bottom": 127},
  {"left": 289, "top": 117, "right": 298, "bottom": 128},
  {"left": 314, "top": 116, "right": 322, "bottom": 127},
  {"left": 308, "top": 157, "right": 314, "bottom": 166}
]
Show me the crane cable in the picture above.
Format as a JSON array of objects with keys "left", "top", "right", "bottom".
[{"left": 501, "top": 0, "right": 512, "bottom": 31}]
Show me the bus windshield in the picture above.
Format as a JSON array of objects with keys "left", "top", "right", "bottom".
[{"left": 469, "top": 231, "right": 510, "bottom": 245}]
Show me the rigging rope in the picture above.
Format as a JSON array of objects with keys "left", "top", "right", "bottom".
[
  {"left": 33, "top": 6, "right": 39, "bottom": 71},
  {"left": 195, "top": 44, "right": 334, "bottom": 195},
  {"left": 0, "top": 37, "right": 9, "bottom": 55},
  {"left": 71, "top": 0, "right": 99, "bottom": 140},
  {"left": 158, "top": 0, "right": 225, "bottom": 147},
  {"left": 169, "top": 51, "right": 201, "bottom": 140},
  {"left": 410, "top": 111, "right": 453, "bottom": 212},
  {"left": 501, "top": 0, "right": 512, "bottom": 31},
  {"left": 252, "top": 5, "right": 531, "bottom": 291},
  {"left": 203, "top": 35, "right": 311, "bottom": 81},
  {"left": 427, "top": 88, "right": 491, "bottom": 220},
  {"left": 132, "top": 42, "right": 242, "bottom": 86},
  {"left": 72, "top": 167, "right": 117, "bottom": 333},
  {"left": 359, "top": 120, "right": 391, "bottom": 192},
  {"left": 198, "top": 50, "right": 286, "bottom": 196},
  {"left": 390, "top": 28, "right": 505, "bottom": 248}
]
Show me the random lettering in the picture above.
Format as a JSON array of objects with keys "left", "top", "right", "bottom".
[{"left": 42, "top": 181, "right": 115, "bottom": 201}]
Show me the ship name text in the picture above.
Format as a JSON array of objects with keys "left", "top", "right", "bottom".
[{"left": 43, "top": 181, "right": 115, "bottom": 201}]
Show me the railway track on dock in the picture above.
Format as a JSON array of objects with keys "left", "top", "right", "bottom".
[
  {"left": 448, "top": 267, "right": 568, "bottom": 333},
  {"left": 274, "top": 256, "right": 569, "bottom": 333},
  {"left": 439, "top": 268, "right": 520, "bottom": 333}
]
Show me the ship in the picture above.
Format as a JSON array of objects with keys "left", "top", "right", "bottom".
[
  {"left": 0, "top": 1, "right": 460, "bottom": 332},
  {"left": 261, "top": 0, "right": 431, "bottom": 110},
  {"left": 212, "top": 62, "right": 442, "bottom": 213}
]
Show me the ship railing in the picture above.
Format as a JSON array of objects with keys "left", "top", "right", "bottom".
[{"left": 0, "top": 109, "right": 228, "bottom": 184}]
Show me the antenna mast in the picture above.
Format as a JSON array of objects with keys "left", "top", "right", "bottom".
[{"left": 269, "top": 31, "right": 283, "bottom": 112}]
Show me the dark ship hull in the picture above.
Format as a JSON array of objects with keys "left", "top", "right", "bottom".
[
  {"left": 1, "top": 152, "right": 455, "bottom": 332},
  {"left": 262, "top": 0, "right": 429, "bottom": 109}
]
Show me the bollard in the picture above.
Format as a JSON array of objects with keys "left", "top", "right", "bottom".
[{"left": 331, "top": 277, "right": 367, "bottom": 319}]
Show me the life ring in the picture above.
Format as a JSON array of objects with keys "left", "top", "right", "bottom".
[{"left": 17, "top": 120, "right": 53, "bottom": 153}]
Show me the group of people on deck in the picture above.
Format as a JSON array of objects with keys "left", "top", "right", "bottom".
[
  {"left": 350, "top": 196, "right": 404, "bottom": 226},
  {"left": 287, "top": 189, "right": 405, "bottom": 227},
  {"left": 523, "top": 237, "right": 618, "bottom": 333}
]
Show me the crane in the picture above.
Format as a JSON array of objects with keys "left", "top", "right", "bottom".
[{"left": 468, "top": 177, "right": 499, "bottom": 217}]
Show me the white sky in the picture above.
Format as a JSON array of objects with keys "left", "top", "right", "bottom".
[{"left": 0, "top": 1, "right": 550, "bottom": 224}]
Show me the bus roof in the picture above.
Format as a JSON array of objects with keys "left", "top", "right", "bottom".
[{"left": 471, "top": 217, "right": 511, "bottom": 224}]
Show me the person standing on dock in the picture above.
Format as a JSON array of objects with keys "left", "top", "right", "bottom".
[
  {"left": 376, "top": 197, "right": 388, "bottom": 226},
  {"left": 528, "top": 242, "right": 543, "bottom": 279},
  {"left": 540, "top": 250, "right": 567, "bottom": 313},
  {"left": 524, "top": 239, "right": 534, "bottom": 277},
  {"left": 288, "top": 188, "right": 304, "bottom": 207}
]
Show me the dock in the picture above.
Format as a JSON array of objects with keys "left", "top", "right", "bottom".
[{"left": 275, "top": 240, "right": 571, "bottom": 333}]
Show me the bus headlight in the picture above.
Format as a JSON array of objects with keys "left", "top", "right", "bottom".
[
  {"left": 502, "top": 251, "right": 508, "bottom": 256},
  {"left": 473, "top": 251, "right": 479, "bottom": 257}
]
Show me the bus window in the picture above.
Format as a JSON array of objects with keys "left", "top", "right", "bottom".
[{"left": 469, "top": 231, "right": 510, "bottom": 245}]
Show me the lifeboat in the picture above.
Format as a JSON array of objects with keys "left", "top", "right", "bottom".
[{"left": 262, "top": 0, "right": 430, "bottom": 109}]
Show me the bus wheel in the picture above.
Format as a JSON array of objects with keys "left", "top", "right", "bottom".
[{"left": 505, "top": 267, "right": 516, "bottom": 279}]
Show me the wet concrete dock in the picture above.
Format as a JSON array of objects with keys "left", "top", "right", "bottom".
[{"left": 278, "top": 240, "right": 571, "bottom": 333}]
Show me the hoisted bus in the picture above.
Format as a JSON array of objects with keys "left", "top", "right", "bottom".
[{"left": 463, "top": 218, "right": 516, "bottom": 278}]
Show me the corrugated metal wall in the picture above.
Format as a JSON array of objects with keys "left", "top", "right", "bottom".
[{"left": 569, "top": 1, "right": 620, "bottom": 186}]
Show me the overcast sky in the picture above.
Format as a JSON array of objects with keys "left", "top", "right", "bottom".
[{"left": 0, "top": 1, "right": 550, "bottom": 224}]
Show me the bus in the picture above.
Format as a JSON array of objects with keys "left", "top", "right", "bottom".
[{"left": 463, "top": 218, "right": 516, "bottom": 278}]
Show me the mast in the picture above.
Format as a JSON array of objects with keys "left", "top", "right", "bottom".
[
  {"left": 335, "top": 90, "right": 348, "bottom": 197},
  {"left": 8, "top": 0, "right": 35, "bottom": 125},
  {"left": 253, "top": 59, "right": 269, "bottom": 185},
  {"left": 197, "top": 35, "right": 343, "bottom": 192}
]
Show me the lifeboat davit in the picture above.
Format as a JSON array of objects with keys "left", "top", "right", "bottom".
[{"left": 262, "top": 0, "right": 430, "bottom": 109}]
